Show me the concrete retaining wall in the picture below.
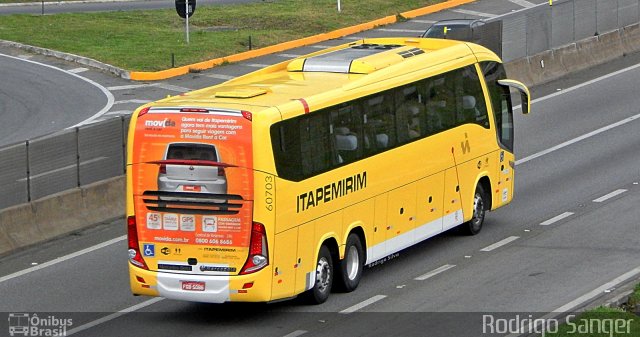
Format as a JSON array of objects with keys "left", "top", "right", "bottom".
[{"left": 0, "top": 176, "right": 124, "bottom": 256}]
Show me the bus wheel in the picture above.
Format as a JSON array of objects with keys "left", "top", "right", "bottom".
[
  {"left": 336, "top": 233, "right": 364, "bottom": 292},
  {"left": 307, "top": 245, "right": 333, "bottom": 304},
  {"left": 461, "top": 185, "right": 486, "bottom": 235}
]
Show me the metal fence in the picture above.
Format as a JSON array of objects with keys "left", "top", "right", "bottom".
[
  {"left": 494, "top": 0, "right": 640, "bottom": 62},
  {"left": 0, "top": 117, "right": 130, "bottom": 209}
]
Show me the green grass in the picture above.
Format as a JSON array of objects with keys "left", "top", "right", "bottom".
[
  {"left": 0, "top": 0, "right": 443, "bottom": 71},
  {"left": 543, "top": 307, "right": 640, "bottom": 337}
]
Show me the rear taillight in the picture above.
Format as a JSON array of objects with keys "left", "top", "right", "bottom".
[
  {"left": 128, "top": 216, "right": 149, "bottom": 270},
  {"left": 159, "top": 164, "right": 167, "bottom": 175},
  {"left": 218, "top": 166, "right": 226, "bottom": 177},
  {"left": 240, "top": 222, "right": 269, "bottom": 275}
]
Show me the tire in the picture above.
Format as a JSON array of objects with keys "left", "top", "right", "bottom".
[
  {"left": 335, "top": 233, "right": 364, "bottom": 292},
  {"left": 460, "top": 185, "right": 486, "bottom": 236},
  {"left": 306, "top": 245, "right": 333, "bottom": 304}
]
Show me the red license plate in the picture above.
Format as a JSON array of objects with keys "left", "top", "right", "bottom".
[
  {"left": 183, "top": 185, "right": 202, "bottom": 192},
  {"left": 181, "top": 281, "right": 205, "bottom": 291}
]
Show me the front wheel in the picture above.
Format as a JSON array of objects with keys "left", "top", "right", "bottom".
[
  {"left": 335, "top": 234, "right": 364, "bottom": 292},
  {"left": 305, "top": 245, "right": 333, "bottom": 304},
  {"left": 460, "top": 185, "right": 486, "bottom": 235}
]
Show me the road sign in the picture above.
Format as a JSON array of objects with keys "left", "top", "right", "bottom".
[{"left": 175, "top": 0, "right": 196, "bottom": 19}]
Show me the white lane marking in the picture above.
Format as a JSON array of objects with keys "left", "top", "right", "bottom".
[
  {"left": 309, "top": 45, "right": 333, "bottom": 49},
  {"left": 515, "top": 113, "right": 640, "bottom": 165},
  {"left": 508, "top": 0, "right": 535, "bottom": 7},
  {"left": 106, "top": 84, "right": 148, "bottom": 91},
  {"left": 244, "top": 63, "right": 271, "bottom": 68},
  {"left": 342, "top": 36, "right": 366, "bottom": 40},
  {"left": 104, "top": 110, "right": 132, "bottom": 116},
  {"left": 113, "top": 99, "right": 151, "bottom": 105},
  {"left": 155, "top": 83, "right": 191, "bottom": 93},
  {"left": 68, "top": 67, "right": 88, "bottom": 74},
  {"left": 411, "top": 19, "right": 436, "bottom": 24},
  {"left": 277, "top": 53, "right": 303, "bottom": 58},
  {"left": 339, "top": 295, "right": 387, "bottom": 314},
  {"left": 203, "top": 73, "right": 235, "bottom": 80},
  {"left": 16, "top": 157, "right": 108, "bottom": 182},
  {"left": 450, "top": 9, "right": 496, "bottom": 18},
  {"left": 0, "top": 235, "right": 125, "bottom": 284},
  {"left": 66, "top": 297, "right": 164, "bottom": 336},
  {"left": 593, "top": 189, "right": 627, "bottom": 203},
  {"left": 540, "top": 212, "right": 574, "bottom": 226},
  {"left": 0, "top": 53, "right": 115, "bottom": 129},
  {"left": 414, "top": 264, "right": 456, "bottom": 281},
  {"left": 480, "top": 236, "right": 520, "bottom": 252},
  {"left": 282, "top": 330, "right": 308, "bottom": 337},
  {"left": 505, "top": 266, "right": 640, "bottom": 337},
  {"left": 376, "top": 28, "right": 424, "bottom": 33},
  {"left": 532, "top": 62, "right": 640, "bottom": 105},
  {"left": 108, "top": 83, "right": 191, "bottom": 93}
]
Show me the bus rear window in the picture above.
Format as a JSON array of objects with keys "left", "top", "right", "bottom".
[{"left": 166, "top": 143, "right": 218, "bottom": 161}]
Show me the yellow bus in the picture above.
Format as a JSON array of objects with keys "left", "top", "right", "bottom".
[{"left": 126, "top": 37, "right": 530, "bottom": 304}]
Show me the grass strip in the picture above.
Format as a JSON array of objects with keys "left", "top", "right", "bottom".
[{"left": 0, "top": 0, "right": 443, "bottom": 70}]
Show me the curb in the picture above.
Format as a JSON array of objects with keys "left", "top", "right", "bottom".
[{"left": 0, "top": 39, "right": 130, "bottom": 79}]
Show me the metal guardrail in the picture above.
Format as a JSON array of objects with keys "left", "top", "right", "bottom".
[
  {"left": 1, "top": 0, "right": 640, "bottom": 210},
  {"left": 0, "top": 117, "right": 130, "bottom": 209}
]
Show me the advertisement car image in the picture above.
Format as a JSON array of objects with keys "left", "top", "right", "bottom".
[{"left": 157, "top": 142, "right": 228, "bottom": 195}]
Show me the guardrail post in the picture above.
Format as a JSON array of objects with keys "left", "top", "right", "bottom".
[
  {"left": 26, "top": 140, "right": 31, "bottom": 202},
  {"left": 76, "top": 126, "right": 81, "bottom": 187}
]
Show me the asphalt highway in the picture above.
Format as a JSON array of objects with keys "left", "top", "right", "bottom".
[
  {"left": 0, "top": 55, "right": 639, "bottom": 336},
  {"left": 1, "top": 0, "right": 639, "bottom": 336},
  {"left": 0, "top": 54, "right": 111, "bottom": 146}
]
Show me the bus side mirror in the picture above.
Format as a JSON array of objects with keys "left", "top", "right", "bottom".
[{"left": 498, "top": 79, "right": 530, "bottom": 115}]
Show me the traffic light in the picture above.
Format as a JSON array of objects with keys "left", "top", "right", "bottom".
[{"left": 175, "top": 0, "right": 196, "bottom": 19}]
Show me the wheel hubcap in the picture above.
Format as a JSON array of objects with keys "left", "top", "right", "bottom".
[
  {"left": 346, "top": 245, "right": 360, "bottom": 280},
  {"left": 471, "top": 193, "right": 484, "bottom": 231},
  {"left": 316, "top": 257, "right": 331, "bottom": 292}
]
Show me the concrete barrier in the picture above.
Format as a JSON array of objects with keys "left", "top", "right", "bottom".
[
  {"left": 506, "top": 24, "right": 640, "bottom": 87},
  {"left": 0, "top": 176, "right": 124, "bottom": 256}
]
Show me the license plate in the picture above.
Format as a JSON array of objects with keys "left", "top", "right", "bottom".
[
  {"left": 181, "top": 281, "right": 205, "bottom": 291},
  {"left": 182, "top": 185, "right": 202, "bottom": 192}
]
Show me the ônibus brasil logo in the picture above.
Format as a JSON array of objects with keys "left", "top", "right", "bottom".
[{"left": 8, "top": 313, "right": 73, "bottom": 337}]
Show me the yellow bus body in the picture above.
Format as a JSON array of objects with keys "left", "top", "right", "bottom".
[{"left": 126, "top": 38, "right": 529, "bottom": 303}]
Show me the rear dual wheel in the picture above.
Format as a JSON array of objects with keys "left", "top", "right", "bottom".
[{"left": 306, "top": 234, "right": 365, "bottom": 304}]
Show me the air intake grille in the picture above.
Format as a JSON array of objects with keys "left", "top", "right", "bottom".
[{"left": 142, "top": 191, "right": 244, "bottom": 215}]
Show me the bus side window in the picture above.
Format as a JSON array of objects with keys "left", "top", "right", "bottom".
[
  {"left": 459, "top": 65, "right": 490, "bottom": 128},
  {"left": 395, "top": 85, "right": 426, "bottom": 143},
  {"left": 330, "top": 103, "right": 363, "bottom": 164},
  {"left": 363, "top": 93, "right": 395, "bottom": 154}
]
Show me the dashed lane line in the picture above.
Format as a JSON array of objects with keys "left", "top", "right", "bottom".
[
  {"left": 480, "top": 236, "right": 520, "bottom": 252},
  {"left": 593, "top": 189, "right": 627, "bottom": 203},
  {"left": 414, "top": 264, "right": 456, "bottom": 281},
  {"left": 339, "top": 295, "right": 387, "bottom": 314},
  {"left": 540, "top": 212, "right": 574, "bottom": 226}
]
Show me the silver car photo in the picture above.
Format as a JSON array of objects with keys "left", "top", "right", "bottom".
[{"left": 157, "top": 142, "right": 228, "bottom": 194}]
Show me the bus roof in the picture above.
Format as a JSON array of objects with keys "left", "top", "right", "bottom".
[{"left": 154, "top": 38, "right": 501, "bottom": 116}]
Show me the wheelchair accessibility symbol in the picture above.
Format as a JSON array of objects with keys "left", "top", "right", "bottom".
[{"left": 143, "top": 244, "right": 155, "bottom": 257}]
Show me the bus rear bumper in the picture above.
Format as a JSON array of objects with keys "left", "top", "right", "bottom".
[{"left": 129, "top": 264, "right": 271, "bottom": 303}]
